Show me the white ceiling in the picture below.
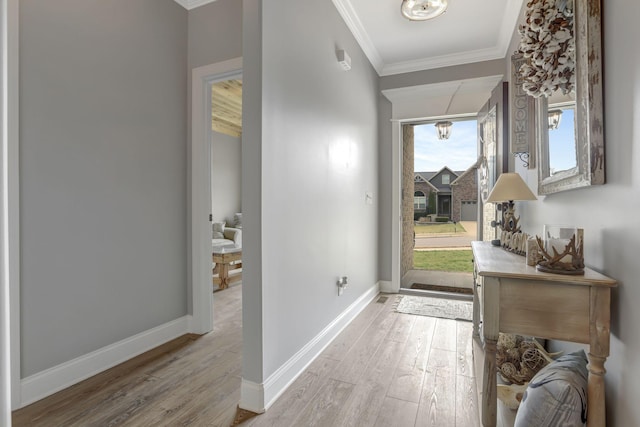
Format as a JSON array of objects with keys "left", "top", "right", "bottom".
[
  {"left": 178, "top": 0, "right": 524, "bottom": 77},
  {"left": 332, "top": 0, "right": 524, "bottom": 76}
]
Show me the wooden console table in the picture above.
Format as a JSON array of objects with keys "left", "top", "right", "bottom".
[
  {"left": 212, "top": 247, "right": 242, "bottom": 290},
  {"left": 471, "top": 241, "right": 617, "bottom": 427}
]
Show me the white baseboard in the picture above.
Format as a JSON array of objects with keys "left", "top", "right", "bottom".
[
  {"left": 378, "top": 280, "right": 394, "bottom": 293},
  {"left": 20, "top": 315, "right": 192, "bottom": 407},
  {"left": 239, "top": 283, "right": 379, "bottom": 413},
  {"left": 240, "top": 379, "right": 265, "bottom": 414}
]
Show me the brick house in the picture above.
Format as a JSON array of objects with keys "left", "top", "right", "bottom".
[
  {"left": 450, "top": 159, "right": 480, "bottom": 222},
  {"left": 414, "top": 162, "right": 479, "bottom": 221}
]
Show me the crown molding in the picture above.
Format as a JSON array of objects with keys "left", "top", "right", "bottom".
[
  {"left": 174, "top": 0, "right": 219, "bottom": 10},
  {"left": 380, "top": 46, "right": 505, "bottom": 76},
  {"left": 331, "top": 0, "right": 384, "bottom": 75},
  {"left": 497, "top": 0, "right": 525, "bottom": 56}
]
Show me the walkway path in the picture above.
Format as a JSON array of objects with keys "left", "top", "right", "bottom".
[{"left": 415, "top": 221, "right": 477, "bottom": 250}]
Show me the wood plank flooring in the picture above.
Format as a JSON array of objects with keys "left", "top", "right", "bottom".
[{"left": 13, "top": 286, "right": 480, "bottom": 426}]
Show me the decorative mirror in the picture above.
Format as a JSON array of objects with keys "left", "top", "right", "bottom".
[{"left": 518, "top": 0, "right": 605, "bottom": 194}]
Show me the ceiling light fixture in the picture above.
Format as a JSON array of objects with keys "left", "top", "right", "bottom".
[
  {"left": 435, "top": 121, "right": 453, "bottom": 140},
  {"left": 401, "top": 0, "right": 449, "bottom": 21}
]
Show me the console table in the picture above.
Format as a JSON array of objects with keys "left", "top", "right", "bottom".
[{"left": 471, "top": 241, "right": 617, "bottom": 427}]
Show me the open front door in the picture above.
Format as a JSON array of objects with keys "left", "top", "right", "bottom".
[{"left": 477, "top": 82, "right": 509, "bottom": 242}]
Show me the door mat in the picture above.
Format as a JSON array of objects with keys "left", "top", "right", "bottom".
[
  {"left": 410, "top": 283, "right": 473, "bottom": 295},
  {"left": 395, "top": 295, "right": 472, "bottom": 322}
]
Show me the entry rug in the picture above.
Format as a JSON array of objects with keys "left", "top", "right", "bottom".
[{"left": 395, "top": 295, "right": 472, "bottom": 322}]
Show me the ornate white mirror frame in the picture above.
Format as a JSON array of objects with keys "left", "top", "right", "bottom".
[{"left": 520, "top": 0, "right": 605, "bottom": 194}]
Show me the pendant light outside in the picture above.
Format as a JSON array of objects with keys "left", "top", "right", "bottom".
[
  {"left": 401, "top": 0, "right": 449, "bottom": 21},
  {"left": 435, "top": 121, "right": 453, "bottom": 140},
  {"left": 548, "top": 109, "right": 563, "bottom": 130}
]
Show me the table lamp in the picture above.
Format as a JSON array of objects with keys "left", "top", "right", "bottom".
[{"left": 486, "top": 173, "right": 537, "bottom": 246}]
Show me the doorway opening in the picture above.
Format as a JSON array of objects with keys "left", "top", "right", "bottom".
[
  {"left": 401, "top": 117, "right": 478, "bottom": 296},
  {"left": 210, "top": 78, "right": 243, "bottom": 295},
  {"left": 190, "top": 58, "right": 242, "bottom": 335}
]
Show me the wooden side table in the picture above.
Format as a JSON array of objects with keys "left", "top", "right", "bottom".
[
  {"left": 212, "top": 247, "right": 242, "bottom": 290},
  {"left": 471, "top": 241, "right": 617, "bottom": 427}
]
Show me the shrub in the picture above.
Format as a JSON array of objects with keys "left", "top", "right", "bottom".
[{"left": 435, "top": 216, "right": 449, "bottom": 223}]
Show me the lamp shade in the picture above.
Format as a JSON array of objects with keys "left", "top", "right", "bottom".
[{"left": 485, "top": 173, "right": 537, "bottom": 202}]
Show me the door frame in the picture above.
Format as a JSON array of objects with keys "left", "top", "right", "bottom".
[
  {"left": 190, "top": 58, "right": 242, "bottom": 334},
  {"left": 2, "top": 0, "right": 20, "bottom": 416}
]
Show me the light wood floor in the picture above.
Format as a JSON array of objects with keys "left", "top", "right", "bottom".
[{"left": 13, "top": 286, "right": 480, "bottom": 426}]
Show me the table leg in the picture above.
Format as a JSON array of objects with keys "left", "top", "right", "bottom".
[
  {"left": 482, "top": 277, "right": 500, "bottom": 427},
  {"left": 473, "top": 271, "right": 480, "bottom": 340},
  {"left": 482, "top": 338, "right": 498, "bottom": 427},
  {"left": 587, "top": 287, "right": 611, "bottom": 427},
  {"left": 219, "top": 262, "right": 229, "bottom": 289}
]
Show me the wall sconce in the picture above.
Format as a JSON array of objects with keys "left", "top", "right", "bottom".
[
  {"left": 486, "top": 173, "right": 537, "bottom": 246},
  {"left": 548, "top": 109, "right": 563, "bottom": 130},
  {"left": 435, "top": 121, "right": 452, "bottom": 140}
]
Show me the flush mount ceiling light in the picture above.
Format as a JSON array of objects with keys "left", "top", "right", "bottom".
[
  {"left": 435, "top": 121, "right": 453, "bottom": 140},
  {"left": 401, "top": 0, "right": 449, "bottom": 21}
]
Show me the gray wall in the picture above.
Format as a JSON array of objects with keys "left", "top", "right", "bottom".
[
  {"left": 19, "top": 0, "right": 188, "bottom": 376},
  {"left": 211, "top": 132, "right": 242, "bottom": 224},
  {"left": 188, "top": 0, "right": 242, "bottom": 71},
  {"left": 515, "top": 2, "right": 640, "bottom": 425},
  {"left": 243, "top": 0, "right": 380, "bottom": 381}
]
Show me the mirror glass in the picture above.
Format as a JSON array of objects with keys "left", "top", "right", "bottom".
[{"left": 547, "top": 98, "right": 576, "bottom": 175}]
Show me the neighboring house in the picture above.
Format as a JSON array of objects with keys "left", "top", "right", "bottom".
[
  {"left": 413, "top": 173, "right": 438, "bottom": 217},
  {"left": 414, "top": 164, "right": 478, "bottom": 221},
  {"left": 450, "top": 160, "right": 480, "bottom": 222}
]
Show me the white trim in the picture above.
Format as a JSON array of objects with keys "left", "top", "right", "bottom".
[
  {"left": 190, "top": 58, "right": 242, "bottom": 335},
  {"left": 239, "top": 284, "right": 380, "bottom": 413},
  {"left": 239, "top": 379, "right": 265, "bottom": 414},
  {"left": 2, "top": 0, "right": 19, "bottom": 417},
  {"left": 378, "top": 280, "right": 394, "bottom": 293},
  {"left": 331, "top": 0, "right": 384, "bottom": 75},
  {"left": 20, "top": 316, "right": 191, "bottom": 407},
  {"left": 390, "top": 120, "right": 402, "bottom": 293},
  {"left": 381, "top": 47, "right": 505, "bottom": 77},
  {"left": 173, "top": 0, "right": 220, "bottom": 10}
]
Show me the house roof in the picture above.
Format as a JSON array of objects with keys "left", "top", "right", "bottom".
[
  {"left": 414, "top": 174, "right": 439, "bottom": 192},
  {"left": 450, "top": 159, "right": 482, "bottom": 185},
  {"left": 415, "top": 167, "right": 463, "bottom": 183}
]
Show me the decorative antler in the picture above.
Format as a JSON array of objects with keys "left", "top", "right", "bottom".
[{"left": 535, "top": 234, "right": 585, "bottom": 274}]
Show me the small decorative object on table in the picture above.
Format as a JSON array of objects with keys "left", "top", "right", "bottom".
[
  {"left": 536, "top": 225, "right": 584, "bottom": 275},
  {"left": 526, "top": 236, "right": 541, "bottom": 266},
  {"left": 500, "top": 230, "right": 529, "bottom": 256}
]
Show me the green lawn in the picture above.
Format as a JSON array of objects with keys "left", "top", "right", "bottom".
[
  {"left": 414, "top": 222, "right": 466, "bottom": 234},
  {"left": 413, "top": 250, "right": 474, "bottom": 273}
]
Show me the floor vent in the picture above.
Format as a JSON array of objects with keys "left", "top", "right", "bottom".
[{"left": 376, "top": 296, "right": 389, "bottom": 304}]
